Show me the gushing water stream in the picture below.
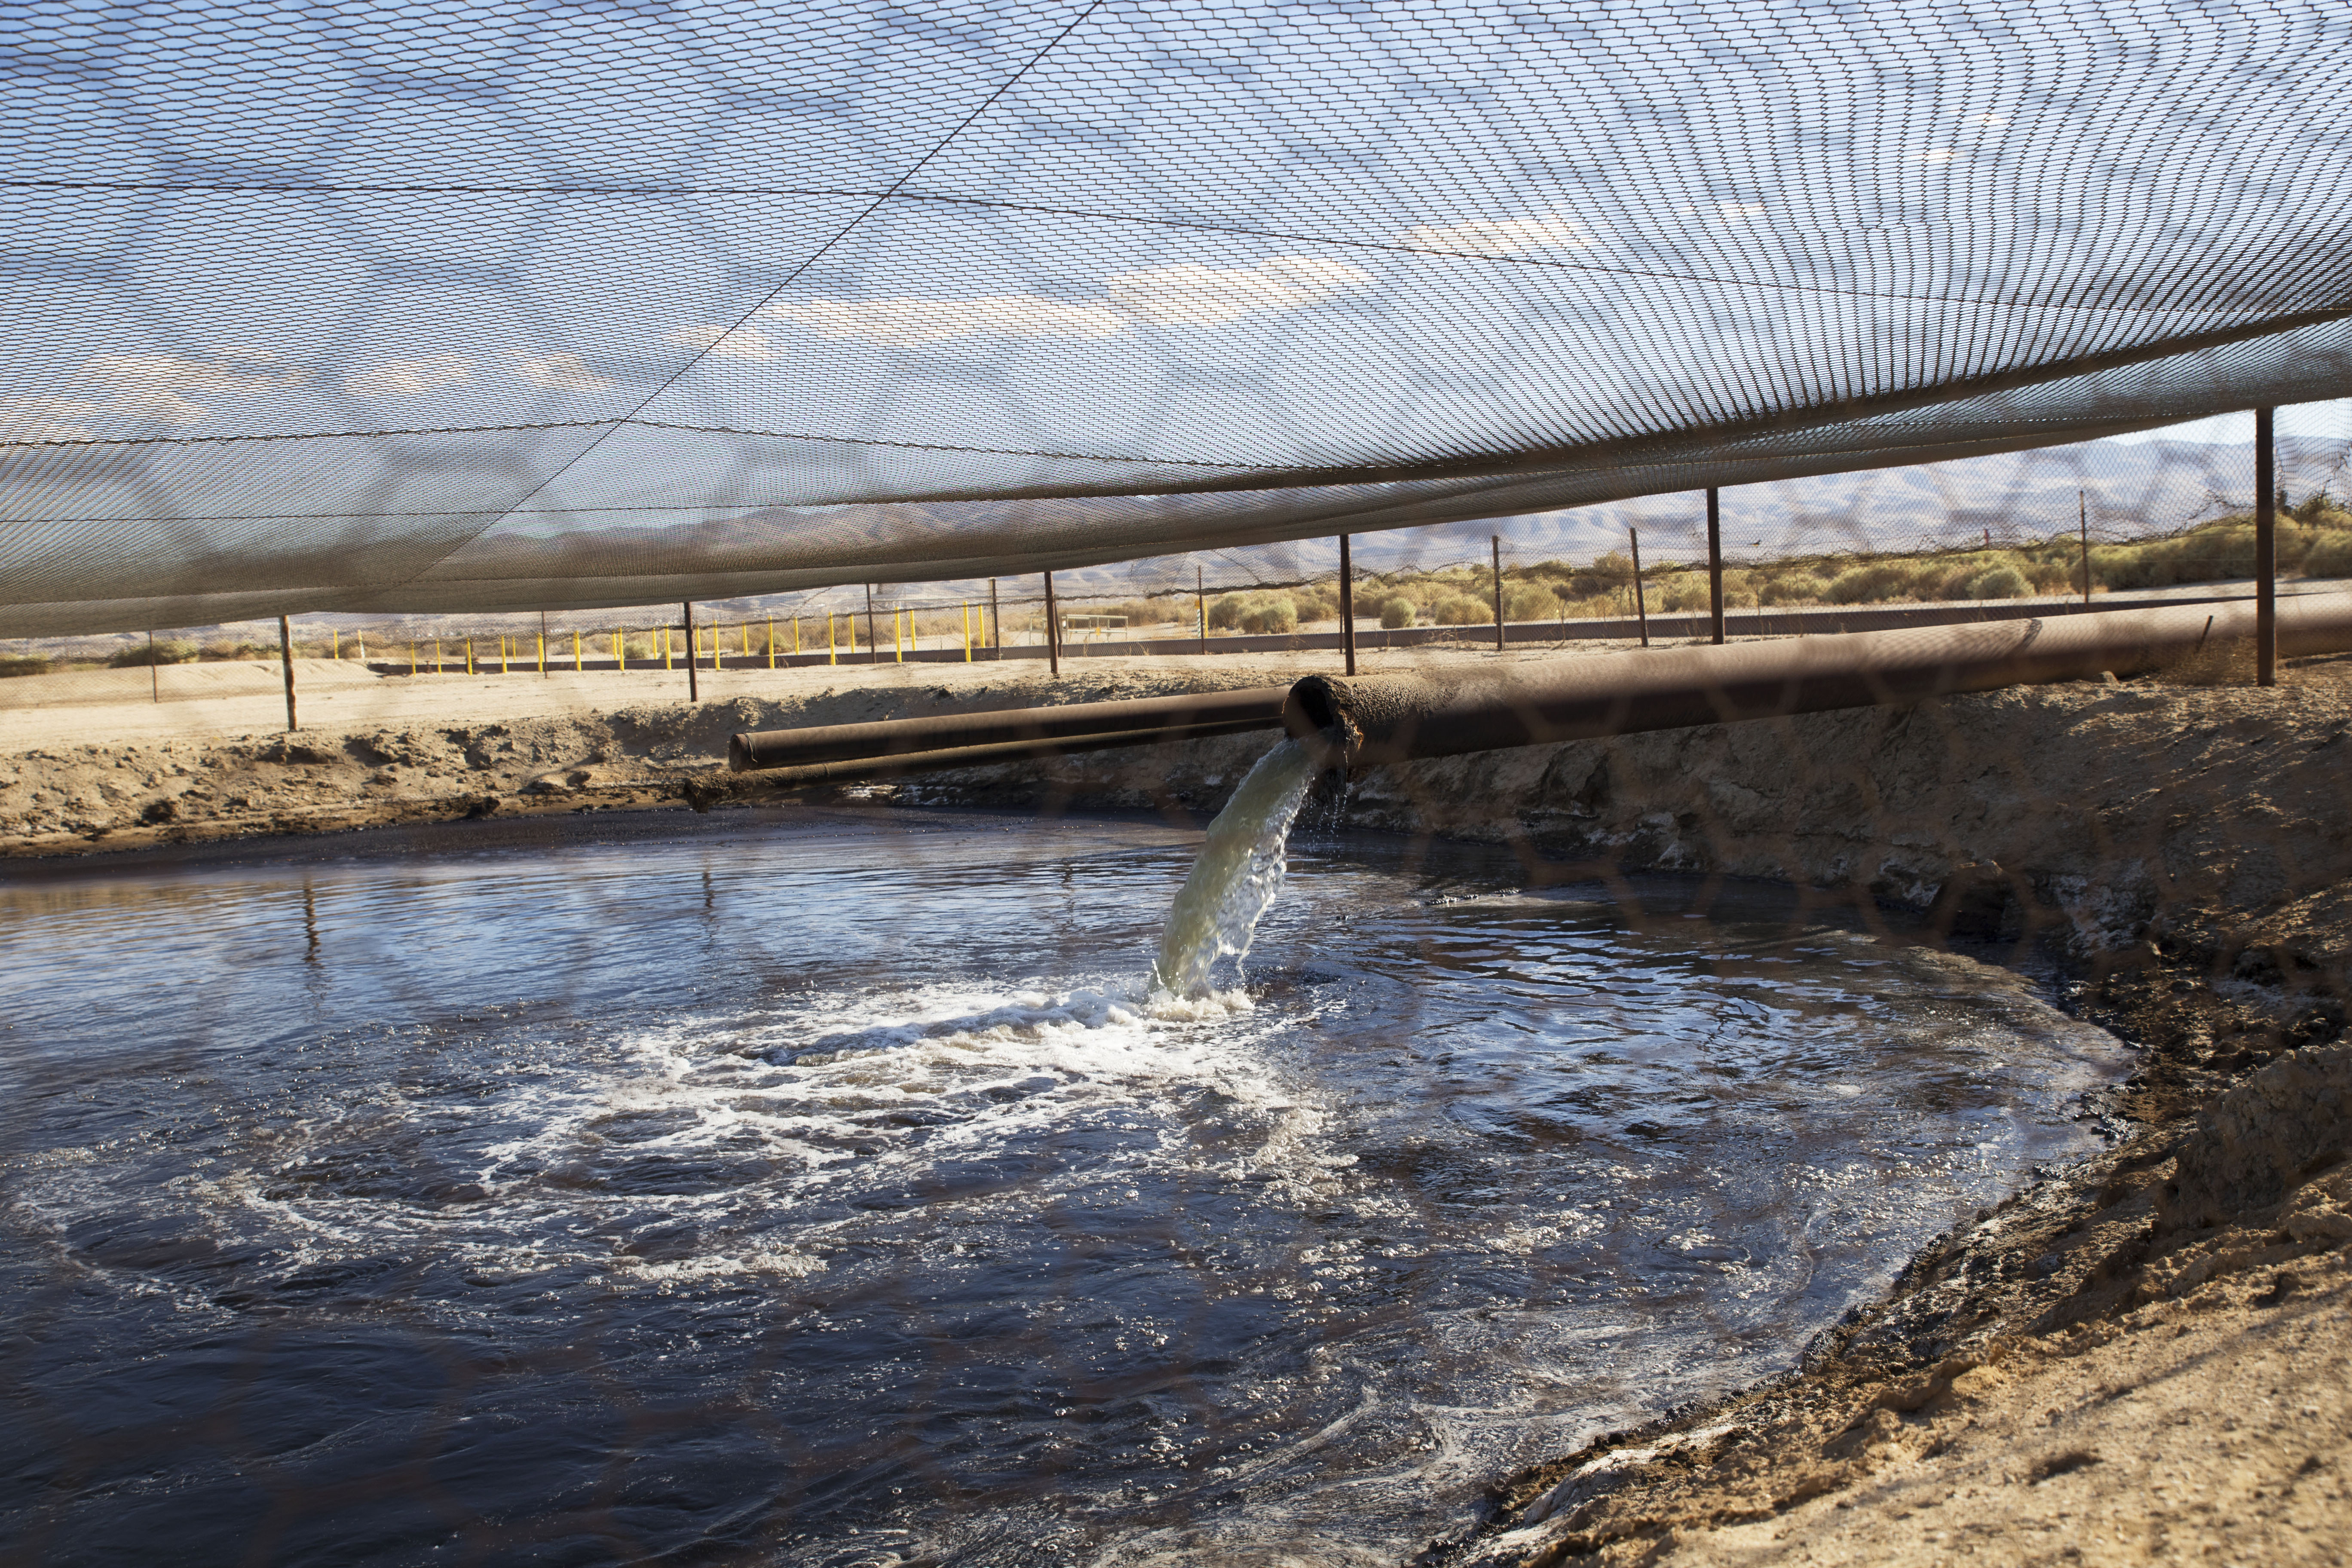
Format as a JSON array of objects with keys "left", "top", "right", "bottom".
[{"left": 1151, "top": 737, "right": 1321, "bottom": 995}]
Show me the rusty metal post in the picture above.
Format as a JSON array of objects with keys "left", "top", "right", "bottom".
[
  {"left": 1630, "top": 527, "right": 1650, "bottom": 648},
  {"left": 2079, "top": 490, "right": 2092, "bottom": 606},
  {"left": 1706, "top": 487, "right": 1725, "bottom": 644},
  {"left": 1338, "top": 533, "right": 1357, "bottom": 675},
  {"left": 1491, "top": 535, "right": 1504, "bottom": 652},
  {"left": 683, "top": 600, "right": 699, "bottom": 701},
  {"left": 2257, "top": 407, "right": 2277, "bottom": 686},
  {"left": 1044, "top": 570, "right": 1060, "bottom": 676},
  {"left": 865, "top": 584, "right": 880, "bottom": 666},
  {"left": 277, "top": 613, "right": 297, "bottom": 732}
]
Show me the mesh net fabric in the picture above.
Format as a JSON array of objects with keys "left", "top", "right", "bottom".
[{"left": 6, "top": 0, "right": 2352, "bottom": 637}]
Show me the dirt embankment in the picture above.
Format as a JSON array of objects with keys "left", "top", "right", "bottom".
[{"left": 8, "top": 646, "right": 2352, "bottom": 1565}]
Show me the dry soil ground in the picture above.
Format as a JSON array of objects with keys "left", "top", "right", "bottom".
[{"left": 4, "top": 639, "right": 2350, "bottom": 1567}]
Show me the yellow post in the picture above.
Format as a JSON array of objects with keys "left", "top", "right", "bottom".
[
  {"left": 409, "top": 640, "right": 417, "bottom": 676},
  {"left": 793, "top": 615, "right": 802, "bottom": 655},
  {"left": 767, "top": 616, "right": 776, "bottom": 669},
  {"left": 827, "top": 613, "right": 836, "bottom": 665},
  {"left": 331, "top": 627, "right": 340, "bottom": 660},
  {"left": 466, "top": 640, "right": 476, "bottom": 676},
  {"left": 662, "top": 625, "right": 672, "bottom": 671},
  {"left": 614, "top": 628, "right": 625, "bottom": 671},
  {"left": 433, "top": 637, "right": 442, "bottom": 674},
  {"left": 537, "top": 630, "right": 545, "bottom": 673},
  {"left": 742, "top": 622, "right": 751, "bottom": 661},
  {"left": 499, "top": 634, "right": 509, "bottom": 675},
  {"left": 962, "top": 602, "right": 972, "bottom": 662},
  {"left": 573, "top": 629, "right": 582, "bottom": 672}
]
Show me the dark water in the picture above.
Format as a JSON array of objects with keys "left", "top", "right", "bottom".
[{"left": 0, "top": 806, "right": 2122, "bottom": 1566}]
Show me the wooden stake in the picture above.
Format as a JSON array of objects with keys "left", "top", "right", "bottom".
[
  {"left": 1707, "top": 487, "right": 1725, "bottom": 645},
  {"left": 1630, "top": 527, "right": 1650, "bottom": 648},
  {"left": 1338, "top": 533, "right": 1357, "bottom": 675},
  {"left": 1491, "top": 535, "right": 1505, "bottom": 652},
  {"left": 2257, "top": 407, "right": 2277, "bottom": 686},
  {"left": 277, "top": 614, "right": 297, "bottom": 732}
]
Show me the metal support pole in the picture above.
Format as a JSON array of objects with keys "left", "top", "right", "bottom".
[
  {"left": 277, "top": 613, "right": 297, "bottom": 732},
  {"left": 1338, "top": 533, "right": 1357, "bottom": 676},
  {"left": 865, "top": 584, "right": 880, "bottom": 666},
  {"left": 990, "top": 578, "right": 1002, "bottom": 660},
  {"left": 2078, "top": 490, "right": 2092, "bottom": 606},
  {"left": 1044, "top": 571, "right": 1060, "bottom": 676},
  {"left": 2257, "top": 407, "right": 2277, "bottom": 686},
  {"left": 1197, "top": 566, "right": 1207, "bottom": 655},
  {"left": 683, "top": 600, "right": 699, "bottom": 701},
  {"left": 1491, "top": 535, "right": 1505, "bottom": 652},
  {"left": 541, "top": 611, "right": 550, "bottom": 676},
  {"left": 1706, "top": 487, "right": 1725, "bottom": 645},
  {"left": 1630, "top": 527, "right": 1650, "bottom": 648}
]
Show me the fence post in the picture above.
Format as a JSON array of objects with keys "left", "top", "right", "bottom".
[
  {"left": 2078, "top": 490, "right": 2092, "bottom": 607},
  {"left": 1707, "top": 487, "right": 1725, "bottom": 644},
  {"left": 278, "top": 613, "right": 297, "bottom": 732},
  {"left": 1630, "top": 527, "right": 1650, "bottom": 648},
  {"left": 2257, "top": 407, "right": 2277, "bottom": 686},
  {"left": 1197, "top": 565, "right": 1207, "bottom": 655},
  {"left": 1045, "top": 570, "right": 1060, "bottom": 676},
  {"left": 990, "top": 578, "right": 1002, "bottom": 659},
  {"left": 683, "top": 601, "right": 698, "bottom": 700},
  {"left": 1338, "top": 533, "right": 1357, "bottom": 675},
  {"left": 1491, "top": 535, "right": 1504, "bottom": 652}
]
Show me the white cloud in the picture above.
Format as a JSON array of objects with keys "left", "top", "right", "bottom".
[
  {"left": 0, "top": 395, "right": 109, "bottom": 442},
  {"left": 344, "top": 355, "right": 473, "bottom": 400},
  {"left": 1102, "top": 256, "right": 1370, "bottom": 327},
  {"left": 513, "top": 349, "right": 615, "bottom": 391},
  {"left": 665, "top": 322, "right": 780, "bottom": 360},
  {"left": 1918, "top": 145, "right": 1958, "bottom": 164},
  {"left": 761, "top": 294, "right": 1128, "bottom": 346},
  {"left": 1715, "top": 201, "right": 1766, "bottom": 224},
  {"left": 80, "top": 353, "right": 299, "bottom": 424},
  {"left": 1399, "top": 214, "right": 1592, "bottom": 256},
  {"left": 0, "top": 353, "right": 302, "bottom": 441}
]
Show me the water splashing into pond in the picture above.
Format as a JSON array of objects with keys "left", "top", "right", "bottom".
[
  {"left": 0, "top": 807, "right": 2126, "bottom": 1565},
  {"left": 1152, "top": 737, "right": 1321, "bottom": 995}
]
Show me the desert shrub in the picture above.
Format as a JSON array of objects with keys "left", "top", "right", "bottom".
[
  {"left": 1964, "top": 564, "right": 2031, "bottom": 600},
  {"left": 0, "top": 654, "right": 52, "bottom": 678},
  {"left": 108, "top": 640, "right": 198, "bottom": 667},
  {"left": 1292, "top": 587, "right": 1338, "bottom": 623},
  {"left": 1657, "top": 575, "right": 1711, "bottom": 612},
  {"left": 1825, "top": 561, "right": 1918, "bottom": 604},
  {"left": 1378, "top": 596, "right": 1416, "bottom": 629},
  {"left": 2303, "top": 531, "right": 2352, "bottom": 579},
  {"left": 1504, "top": 582, "right": 1560, "bottom": 622},
  {"left": 1758, "top": 573, "right": 1828, "bottom": 606},
  {"left": 1210, "top": 591, "right": 1298, "bottom": 634},
  {"left": 1433, "top": 594, "right": 1491, "bottom": 625}
]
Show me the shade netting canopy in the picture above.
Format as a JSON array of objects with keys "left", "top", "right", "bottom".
[{"left": 6, "top": 0, "right": 2352, "bottom": 637}]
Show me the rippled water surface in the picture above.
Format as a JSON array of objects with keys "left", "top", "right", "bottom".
[{"left": 0, "top": 806, "right": 2124, "bottom": 1566}]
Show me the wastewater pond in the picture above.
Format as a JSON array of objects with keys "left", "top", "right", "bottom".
[{"left": 0, "top": 805, "right": 2124, "bottom": 1566}]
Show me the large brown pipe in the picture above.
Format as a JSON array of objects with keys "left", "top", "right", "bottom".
[
  {"left": 1283, "top": 594, "right": 2352, "bottom": 773},
  {"left": 728, "top": 686, "right": 1289, "bottom": 772}
]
